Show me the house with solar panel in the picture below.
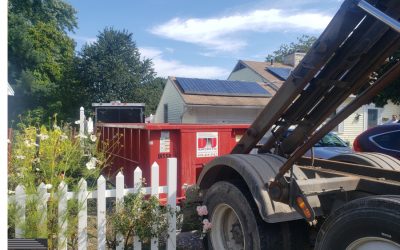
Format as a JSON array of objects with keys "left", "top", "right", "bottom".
[
  {"left": 228, "top": 52, "right": 400, "bottom": 144},
  {"left": 154, "top": 77, "right": 276, "bottom": 124}
]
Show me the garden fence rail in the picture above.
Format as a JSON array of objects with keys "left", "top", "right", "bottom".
[{"left": 10, "top": 158, "right": 178, "bottom": 250}]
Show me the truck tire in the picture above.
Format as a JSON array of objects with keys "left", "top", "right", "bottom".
[
  {"left": 315, "top": 195, "right": 400, "bottom": 250},
  {"left": 204, "top": 181, "right": 307, "bottom": 250},
  {"left": 329, "top": 152, "right": 400, "bottom": 170}
]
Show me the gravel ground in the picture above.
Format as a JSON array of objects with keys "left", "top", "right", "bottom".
[{"left": 177, "top": 230, "right": 206, "bottom": 250}]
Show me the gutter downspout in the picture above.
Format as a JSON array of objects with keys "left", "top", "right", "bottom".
[{"left": 180, "top": 105, "right": 189, "bottom": 123}]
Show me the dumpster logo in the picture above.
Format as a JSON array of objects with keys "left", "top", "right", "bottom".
[{"left": 196, "top": 132, "right": 218, "bottom": 158}]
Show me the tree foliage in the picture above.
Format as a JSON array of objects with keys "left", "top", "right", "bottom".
[
  {"left": 8, "top": 0, "right": 77, "bottom": 124},
  {"left": 265, "top": 35, "right": 316, "bottom": 63},
  {"left": 76, "top": 28, "right": 157, "bottom": 109},
  {"left": 133, "top": 77, "right": 166, "bottom": 116},
  {"left": 372, "top": 50, "right": 400, "bottom": 106}
]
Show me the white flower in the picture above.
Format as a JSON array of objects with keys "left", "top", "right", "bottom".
[
  {"left": 53, "top": 124, "right": 60, "bottom": 130},
  {"left": 38, "top": 134, "right": 49, "bottom": 140},
  {"left": 35, "top": 168, "right": 40, "bottom": 172},
  {"left": 8, "top": 190, "right": 15, "bottom": 195},
  {"left": 24, "top": 140, "right": 33, "bottom": 147},
  {"left": 60, "top": 134, "right": 68, "bottom": 140},
  {"left": 16, "top": 155, "right": 26, "bottom": 160},
  {"left": 197, "top": 205, "right": 208, "bottom": 216},
  {"left": 86, "top": 162, "right": 95, "bottom": 170},
  {"left": 90, "top": 134, "right": 97, "bottom": 142},
  {"left": 86, "top": 157, "right": 97, "bottom": 170},
  {"left": 7, "top": 139, "right": 11, "bottom": 144},
  {"left": 75, "top": 134, "right": 88, "bottom": 139},
  {"left": 45, "top": 184, "right": 52, "bottom": 190},
  {"left": 24, "top": 139, "right": 39, "bottom": 147}
]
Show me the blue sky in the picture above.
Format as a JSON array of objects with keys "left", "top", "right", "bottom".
[{"left": 67, "top": 0, "right": 343, "bottom": 79}]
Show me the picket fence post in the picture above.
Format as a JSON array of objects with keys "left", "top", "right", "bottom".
[
  {"left": 10, "top": 158, "right": 179, "bottom": 250},
  {"left": 151, "top": 162, "right": 160, "bottom": 250},
  {"left": 15, "top": 185, "right": 25, "bottom": 238},
  {"left": 167, "top": 158, "right": 177, "bottom": 250},
  {"left": 38, "top": 183, "right": 48, "bottom": 236},
  {"left": 79, "top": 107, "right": 85, "bottom": 136},
  {"left": 116, "top": 172, "right": 124, "bottom": 250},
  {"left": 78, "top": 178, "right": 88, "bottom": 250},
  {"left": 58, "top": 181, "right": 68, "bottom": 250},
  {"left": 97, "top": 175, "right": 106, "bottom": 250},
  {"left": 134, "top": 167, "right": 142, "bottom": 250}
]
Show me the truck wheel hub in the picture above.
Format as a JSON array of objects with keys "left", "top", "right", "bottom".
[
  {"left": 211, "top": 203, "right": 245, "bottom": 250},
  {"left": 346, "top": 237, "right": 400, "bottom": 250}
]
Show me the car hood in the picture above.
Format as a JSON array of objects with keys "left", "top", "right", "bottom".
[{"left": 304, "top": 147, "right": 354, "bottom": 159}]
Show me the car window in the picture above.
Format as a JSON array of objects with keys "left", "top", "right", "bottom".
[
  {"left": 282, "top": 130, "right": 347, "bottom": 147},
  {"left": 314, "top": 133, "right": 347, "bottom": 147},
  {"left": 371, "top": 131, "right": 400, "bottom": 150}
]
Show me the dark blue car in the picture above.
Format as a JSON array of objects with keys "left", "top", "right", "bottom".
[{"left": 353, "top": 123, "right": 400, "bottom": 159}]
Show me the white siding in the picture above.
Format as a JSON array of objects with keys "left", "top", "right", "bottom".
[
  {"left": 182, "top": 106, "right": 263, "bottom": 124},
  {"left": 228, "top": 68, "right": 265, "bottom": 82},
  {"left": 336, "top": 99, "right": 400, "bottom": 145},
  {"left": 154, "top": 79, "right": 185, "bottom": 123},
  {"left": 337, "top": 98, "right": 365, "bottom": 145}
]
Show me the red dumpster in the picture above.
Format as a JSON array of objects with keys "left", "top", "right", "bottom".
[{"left": 97, "top": 123, "right": 249, "bottom": 199}]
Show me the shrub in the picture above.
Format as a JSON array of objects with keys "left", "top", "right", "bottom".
[
  {"left": 8, "top": 120, "right": 107, "bottom": 249},
  {"left": 106, "top": 191, "right": 172, "bottom": 249}
]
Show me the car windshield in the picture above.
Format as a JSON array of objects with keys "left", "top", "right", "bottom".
[
  {"left": 315, "top": 133, "right": 347, "bottom": 147},
  {"left": 260, "top": 130, "right": 348, "bottom": 148}
]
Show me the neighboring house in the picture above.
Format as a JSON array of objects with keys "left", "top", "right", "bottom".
[
  {"left": 8, "top": 83, "right": 14, "bottom": 96},
  {"left": 154, "top": 77, "right": 277, "bottom": 124},
  {"left": 228, "top": 53, "right": 400, "bottom": 144},
  {"left": 337, "top": 98, "right": 400, "bottom": 144}
]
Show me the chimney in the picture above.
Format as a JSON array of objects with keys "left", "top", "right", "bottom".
[{"left": 283, "top": 52, "right": 306, "bottom": 67}]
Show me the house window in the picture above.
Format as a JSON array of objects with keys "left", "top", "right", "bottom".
[
  {"left": 163, "top": 104, "right": 168, "bottom": 123},
  {"left": 367, "top": 109, "right": 378, "bottom": 129}
]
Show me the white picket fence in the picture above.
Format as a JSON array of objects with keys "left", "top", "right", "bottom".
[{"left": 11, "top": 158, "right": 177, "bottom": 250}]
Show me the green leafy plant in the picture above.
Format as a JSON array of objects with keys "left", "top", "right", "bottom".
[
  {"left": 8, "top": 119, "right": 109, "bottom": 249},
  {"left": 106, "top": 190, "right": 172, "bottom": 249}
]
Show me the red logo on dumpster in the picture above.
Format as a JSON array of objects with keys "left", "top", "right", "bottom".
[{"left": 196, "top": 132, "right": 218, "bottom": 158}]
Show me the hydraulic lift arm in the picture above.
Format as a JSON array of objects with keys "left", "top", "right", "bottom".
[{"left": 230, "top": 0, "right": 400, "bottom": 219}]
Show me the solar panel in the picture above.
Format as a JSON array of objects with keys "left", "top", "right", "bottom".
[
  {"left": 175, "top": 77, "right": 271, "bottom": 97},
  {"left": 267, "top": 67, "right": 292, "bottom": 80}
]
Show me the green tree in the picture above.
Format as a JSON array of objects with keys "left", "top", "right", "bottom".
[
  {"left": 8, "top": 0, "right": 77, "bottom": 124},
  {"left": 76, "top": 28, "right": 157, "bottom": 108},
  {"left": 372, "top": 50, "right": 400, "bottom": 106},
  {"left": 133, "top": 77, "right": 166, "bottom": 116},
  {"left": 265, "top": 35, "right": 316, "bottom": 63}
]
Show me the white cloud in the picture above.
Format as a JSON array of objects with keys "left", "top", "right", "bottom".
[
  {"left": 139, "top": 47, "right": 230, "bottom": 79},
  {"left": 150, "top": 9, "right": 332, "bottom": 52},
  {"left": 139, "top": 47, "right": 163, "bottom": 58}
]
